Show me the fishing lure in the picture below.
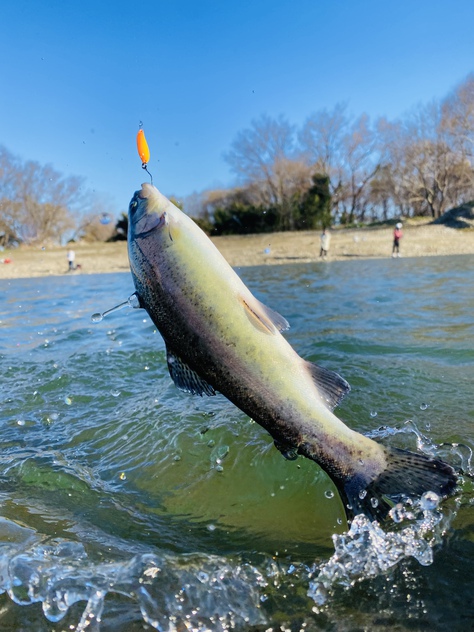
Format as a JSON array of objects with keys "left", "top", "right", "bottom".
[{"left": 136, "top": 125, "right": 153, "bottom": 183}]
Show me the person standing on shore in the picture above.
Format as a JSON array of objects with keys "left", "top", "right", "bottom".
[
  {"left": 320, "top": 228, "right": 331, "bottom": 259},
  {"left": 67, "top": 249, "right": 76, "bottom": 271},
  {"left": 392, "top": 222, "right": 403, "bottom": 257}
]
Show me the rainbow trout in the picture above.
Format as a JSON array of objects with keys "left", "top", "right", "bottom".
[{"left": 127, "top": 183, "right": 456, "bottom": 520}]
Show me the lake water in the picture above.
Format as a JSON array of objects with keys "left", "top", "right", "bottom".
[{"left": 0, "top": 255, "right": 473, "bottom": 631}]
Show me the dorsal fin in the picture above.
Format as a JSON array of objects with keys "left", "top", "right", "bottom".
[
  {"left": 240, "top": 295, "right": 289, "bottom": 335},
  {"left": 166, "top": 347, "right": 216, "bottom": 396},
  {"left": 306, "top": 361, "right": 350, "bottom": 410}
]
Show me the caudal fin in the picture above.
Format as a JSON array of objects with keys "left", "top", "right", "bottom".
[{"left": 340, "top": 446, "right": 457, "bottom": 522}]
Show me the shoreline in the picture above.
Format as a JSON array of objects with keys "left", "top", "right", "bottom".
[{"left": 1, "top": 223, "right": 474, "bottom": 280}]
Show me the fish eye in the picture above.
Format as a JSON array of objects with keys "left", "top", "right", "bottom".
[{"left": 129, "top": 200, "right": 138, "bottom": 212}]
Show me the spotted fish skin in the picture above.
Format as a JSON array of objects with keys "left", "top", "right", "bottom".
[{"left": 127, "top": 183, "right": 457, "bottom": 521}]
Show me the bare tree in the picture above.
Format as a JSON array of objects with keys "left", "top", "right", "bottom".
[
  {"left": 375, "top": 117, "right": 415, "bottom": 217},
  {"left": 441, "top": 73, "right": 474, "bottom": 164},
  {"left": 224, "top": 115, "right": 314, "bottom": 229},
  {"left": 299, "top": 102, "right": 348, "bottom": 177},
  {"left": 300, "top": 105, "right": 379, "bottom": 223},
  {"left": 378, "top": 101, "right": 474, "bottom": 219},
  {"left": 0, "top": 146, "right": 22, "bottom": 243},
  {"left": 341, "top": 113, "right": 380, "bottom": 223},
  {"left": 0, "top": 145, "right": 91, "bottom": 244},
  {"left": 224, "top": 114, "right": 298, "bottom": 206}
]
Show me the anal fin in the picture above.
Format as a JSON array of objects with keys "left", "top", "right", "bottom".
[{"left": 306, "top": 361, "right": 350, "bottom": 410}]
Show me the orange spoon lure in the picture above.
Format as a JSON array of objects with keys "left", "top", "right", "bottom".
[{"left": 136, "top": 125, "right": 153, "bottom": 183}]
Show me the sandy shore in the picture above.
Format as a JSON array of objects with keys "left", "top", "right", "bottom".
[{"left": 1, "top": 223, "right": 474, "bottom": 280}]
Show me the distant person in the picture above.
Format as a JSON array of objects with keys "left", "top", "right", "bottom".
[
  {"left": 320, "top": 228, "right": 331, "bottom": 259},
  {"left": 67, "top": 249, "right": 76, "bottom": 271},
  {"left": 392, "top": 222, "right": 403, "bottom": 257}
]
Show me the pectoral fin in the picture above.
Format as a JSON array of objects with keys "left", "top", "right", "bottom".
[
  {"left": 306, "top": 361, "right": 350, "bottom": 410},
  {"left": 240, "top": 295, "right": 290, "bottom": 334},
  {"left": 166, "top": 348, "right": 216, "bottom": 396}
]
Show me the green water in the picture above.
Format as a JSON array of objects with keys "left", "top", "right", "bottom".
[{"left": 0, "top": 255, "right": 473, "bottom": 631}]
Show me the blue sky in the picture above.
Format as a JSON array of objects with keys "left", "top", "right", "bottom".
[{"left": 1, "top": 0, "right": 474, "bottom": 216}]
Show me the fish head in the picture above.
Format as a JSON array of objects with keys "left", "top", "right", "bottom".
[{"left": 128, "top": 183, "right": 180, "bottom": 245}]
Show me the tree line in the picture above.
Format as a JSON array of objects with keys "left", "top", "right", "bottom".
[
  {"left": 190, "top": 73, "right": 474, "bottom": 234},
  {"left": 0, "top": 146, "right": 116, "bottom": 246},
  {"left": 1, "top": 74, "right": 473, "bottom": 245}
]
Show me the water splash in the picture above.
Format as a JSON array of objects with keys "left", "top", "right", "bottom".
[
  {"left": 307, "top": 492, "right": 452, "bottom": 608},
  {"left": 0, "top": 490, "right": 464, "bottom": 629},
  {"left": 367, "top": 419, "right": 473, "bottom": 474},
  {"left": 0, "top": 537, "right": 266, "bottom": 631},
  {"left": 91, "top": 293, "right": 140, "bottom": 323}
]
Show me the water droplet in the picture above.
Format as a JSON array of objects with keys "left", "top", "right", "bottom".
[
  {"left": 119, "top": 472, "right": 126, "bottom": 480},
  {"left": 324, "top": 490, "right": 335, "bottom": 499},
  {"left": 420, "top": 491, "right": 439, "bottom": 511},
  {"left": 389, "top": 503, "right": 405, "bottom": 523},
  {"left": 207, "top": 524, "right": 216, "bottom": 532},
  {"left": 64, "top": 396, "right": 72, "bottom": 405},
  {"left": 370, "top": 411, "right": 378, "bottom": 418},
  {"left": 173, "top": 455, "right": 181, "bottom": 462},
  {"left": 110, "top": 390, "right": 121, "bottom": 398},
  {"left": 370, "top": 497, "right": 379, "bottom": 508},
  {"left": 210, "top": 444, "right": 229, "bottom": 470},
  {"left": 91, "top": 294, "right": 141, "bottom": 324},
  {"left": 216, "top": 445, "right": 229, "bottom": 460},
  {"left": 144, "top": 366, "right": 149, "bottom": 371},
  {"left": 359, "top": 489, "right": 368, "bottom": 499},
  {"left": 128, "top": 293, "right": 140, "bottom": 309},
  {"left": 420, "top": 403, "right": 429, "bottom": 411},
  {"left": 17, "top": 419, "right": 26, "bottom": 426}
]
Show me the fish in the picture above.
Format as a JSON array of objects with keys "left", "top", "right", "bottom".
[{"left": 127, "top": 182, "right": 457, "bottom": 521}]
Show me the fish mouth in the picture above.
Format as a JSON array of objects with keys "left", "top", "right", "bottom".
[
  {"left": 129, "top": 186, "right": 168, "bottom": 237},
  {"left": 138, "top": 182, "right": 155, "bottom": 200}
]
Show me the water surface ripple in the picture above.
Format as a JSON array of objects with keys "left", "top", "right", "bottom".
[{"left": 0, "top": 255, "right": 473, "bottom": 631}]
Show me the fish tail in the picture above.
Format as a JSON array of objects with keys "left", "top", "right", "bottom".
[{"left": 339, "top": 446, "right": 457, "bottom": 522}]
